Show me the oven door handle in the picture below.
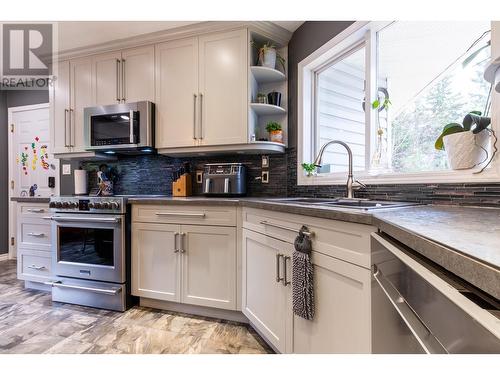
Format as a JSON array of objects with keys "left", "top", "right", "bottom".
[
  {"left": 45, "top": 281, "right": 121, "bottom": 296},
  {"left": 50, "top": 216, "right": 121, "bottom": 224}
]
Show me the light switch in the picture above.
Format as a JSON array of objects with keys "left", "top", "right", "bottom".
[
  {"left": 62, "top": 164, "right": 71, "bottom": 175},
  {"left": 196, "top": 171, "right": 203, "bottom": 184}
]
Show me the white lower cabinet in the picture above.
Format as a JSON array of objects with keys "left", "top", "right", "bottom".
[
  {"left": 242, "top": 229, "right": 293, "bottom": 353},
  {"left": 132, "top": 217, "right": 237, "bottom": 310},
  {"left": 132, "top": 223, "right": 181, "bottom": 302},
  {"left": 293, "top": 251, "right": 372, "bottom": 353}
]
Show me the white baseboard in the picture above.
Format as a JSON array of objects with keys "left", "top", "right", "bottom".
[{"left": 0, "top": 254, "right": 9, "bottom": 262}]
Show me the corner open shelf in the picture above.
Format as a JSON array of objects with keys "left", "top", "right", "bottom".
[
  {"left": 250, "top": 103, "right": 287, "bottom": 116},
  {"left": 250, "top": 66, "right": 286, "bottom": 83}
]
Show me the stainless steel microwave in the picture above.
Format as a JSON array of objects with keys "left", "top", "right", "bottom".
[{"left": 84, "top": 101, "right": 154, "bottom": 152}]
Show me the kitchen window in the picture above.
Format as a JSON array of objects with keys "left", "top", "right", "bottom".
[{"left": 298, "top": 21, "right": 499, "bottom": 185}]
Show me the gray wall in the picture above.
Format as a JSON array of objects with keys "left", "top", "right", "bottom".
[{"left": 0, "top": 89, "right": 49, "bottom": 254}]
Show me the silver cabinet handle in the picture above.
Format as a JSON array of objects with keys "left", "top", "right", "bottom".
[
  {"left": 45, "top": 281, "right": 121, "bottom": 296},
  {"left": 283, "top": 256, "right": 291, "bottom": 286},
  {"left": 174, "top": 232, "right": 180, "bottom": 253},
  {"left": 193, "top": 93, "right": 198, "bottom": 140},
  {"left": 27, "top": 232, "right": 45, "bottom": 237},
  {"left": 116, "top": 59, "right": 121, "bottom": 102},
  {"left": 69, "top": 109, "right": 74, "bottom": 147},
  {"left": 64, "top": 109, "right": 69, "bottom": 147},
  {"left": 276, "top": 253, "right": 284, "bottom": 283},
  {"left": 199, "top": 92, "right": 203, "bottom": 140},
  {"left": 180, "top": 232, "right": 186, "bottom": 253},
  {"left": 259, "top": 221, "right": 314, "bottom": 237},
  {"left": 155, "top": 212, "right": 206, "bottom": 218},
  {"left": 27, "top": 265, "right": 46, "bottom": 270},
  {"left": 372, "top": 266, "right": 448, "bottom": 354},
  {"left": 27, "top": 208, "right": 45, "bottom": 213},
  {"left": 121, "top": 58, "right": 126, "bottom": 102}
]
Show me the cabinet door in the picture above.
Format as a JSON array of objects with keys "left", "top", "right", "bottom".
[
  {"left": 132, "top": 223, "right": 181, "bottom": 302},
  {"left": 70, "top": 56, "right": 94, "bottom": 152},
  {"left": 242, "top": 229, "right": 292, "bottom": 353},
  {"left": 198, "top": 29, "right": 248, "bottom": 146},
  {"left": 155, "top": 38, "right": 199, "bottom": 148},
  {"left": 181, "top": 225, "right": 236, "bottom": 310},
  {"left": 51, "top": 60, "right": 71, "bottom": 154},
  {"left": 93, "top": 51, "right": 121, "bottom": 106},
  {"left": 122, "top": 45, "right": 155, "bottom": 103},
  {"left": 293, "top": 251, "right": 371, "bottom": 353}
]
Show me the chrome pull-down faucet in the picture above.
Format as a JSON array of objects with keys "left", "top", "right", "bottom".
[{"left": 313, "top": 140, "right": 355, "bottom": 199}]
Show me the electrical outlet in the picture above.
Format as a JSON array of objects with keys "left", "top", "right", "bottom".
[
  {"left": 261, "top": 171, "right": 269, "bottom": 184},
  {"left": 196, "top": 171, "right": 203, "bottom": 184},
  {"left": 262, "top": 155, "right": 269, "bottom": 168}
]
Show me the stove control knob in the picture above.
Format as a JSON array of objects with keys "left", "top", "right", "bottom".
[
  {"left": 110, "top": 201, "right": 120, "bottom": 210},
  {"left": 94, "top": 202, "right": 102, "bottom": 209},
  {"left": 70, "top": 202, "right": 79, "bottom": 209},
  {"left": 49, "top": 202, "right": 56, "bottom": 208},
  {"left": 88, "top": 202, "right": 95, "bottom": 209},
  {"left": 101, "top": 202, "right": 110, "bottom": 209},
  {"left": 55, "top": 202, "right": 63, "bottom": 208}
]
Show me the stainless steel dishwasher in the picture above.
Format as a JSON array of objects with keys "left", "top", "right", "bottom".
[{"left": 371, "top": 232, "right": 500, "bottom": 354}]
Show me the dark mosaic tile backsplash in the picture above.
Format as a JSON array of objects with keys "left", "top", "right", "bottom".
[{"left": 80, "top": 147, "right": 500, "bottom": 207}]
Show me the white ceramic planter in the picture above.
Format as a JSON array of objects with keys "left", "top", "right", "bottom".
[
  {"left": 262, "top": 49, "right": 277, "bottom": 69},
  {"left": 442, "top": 130, "right": 490, "bottom": 170}
]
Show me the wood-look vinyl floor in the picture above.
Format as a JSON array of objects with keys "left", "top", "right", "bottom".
[{"left": 0, "top": 260, "right": 272, "bottom": 354}]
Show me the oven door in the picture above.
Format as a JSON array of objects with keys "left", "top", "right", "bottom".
[{"left": 51, "top": 214, "right": 125, "bottom": 283}]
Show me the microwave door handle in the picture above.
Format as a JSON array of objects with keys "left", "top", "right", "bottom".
[{"left": 129, "top": 110, "right": 135, "bottom": 144}]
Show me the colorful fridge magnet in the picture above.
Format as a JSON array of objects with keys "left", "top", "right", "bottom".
[
  {"left": 20, "top": 151, "right": 28, "bottom": 175},
  {"left": 40, "top": 145, "right": 49, "bottom": 170}
]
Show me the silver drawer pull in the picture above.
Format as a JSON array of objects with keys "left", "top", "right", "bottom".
[
  {"left": 155, "top": 212, "right": 206, "bottom": 218},
  {"left": 283, "top": 256, "right": 291, "bottom": 286},
  {"left": 27, "top": 232, "right": 45, "bottom": 237},
  {"left": 260, "top": 221, "right": 314, "bottom": 237},
  {"left": 27, "top": 265, "right": 46, "bottom": 271},
  {"left": 276, "top": 253, "right": 284, "bottom": 283},
  {"left": 44, "top": 281, "right": 121, "bottom": 296},
  {"left": 27, "top": 208, "right": 45, "bottom": 213}
]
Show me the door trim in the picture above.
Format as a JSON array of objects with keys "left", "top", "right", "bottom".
[{"left": 8, "top": 103, "right": 54, "bottom": 260}]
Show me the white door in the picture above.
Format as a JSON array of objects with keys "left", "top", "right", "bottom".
[
  {"left": 155, "top": 38, "right": 199, "bottom": 148},
  {"left": 93, "top": 51, "right": 122, "bottom": 106},
  {"left": 293, "top": 251, "right": 372, "bottom": 353},
  {"left": 198, "top": 29, "right": 248, "bottom": 146},
  {"left": 51, "top": 60, "right": 71, "bottom": 154},
  {"left": 122, "top": 45, "right": 155, "bottom": 103},
  {"left": 242, "top": 229, "right": 292, "bottom": 353},
  {"left": 70, "top": 56, "right": 94, "bottom": 152},
  {"left": 181, "top": 225, "right": 237, "bottom": 310},
  {"left": 131, "top": 223, "right": 181, "bottom": 302},
  {"left": 10, "top": 105, "right": 58, "bottom": 198}
]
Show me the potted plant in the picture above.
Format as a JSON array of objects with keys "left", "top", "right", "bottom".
[
  {"left": 435, "top": 111, "right": 492, "bottom": 170},
  {"left": 301, "top": 162, "right": 317, "bottom": 177},
  {"left": 253, "top": 41, "right": 286, "bottom": 72},
  {"left": 256, "top": 93, "right": 267, "bottom": 104},
  {"left": 266, "top": 121, "right": 283, "bottom": 143}
]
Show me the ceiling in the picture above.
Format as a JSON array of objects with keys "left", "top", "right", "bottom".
[{"left": 57, "top": 21, "right": 303, "bottom": 52}]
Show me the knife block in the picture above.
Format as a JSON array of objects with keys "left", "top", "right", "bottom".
[{"left": 172, "top": 174, "right": 192, "bottom": 197}]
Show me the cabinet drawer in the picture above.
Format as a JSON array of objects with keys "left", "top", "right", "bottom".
[
  {"left": 18, "top": 219, "right": 51, "bottom": 251},
  {"left": 17, "top": 203, "right": 50, "bottom": 218},
  {"left": 242, "top": 208, "right": 375, "bottom": 269},
  {"left": 18, "top": 250, "right": 52, "bottom": 282},
  {"left": 132, "top": 204, "right": 237, "bottom": 226}
]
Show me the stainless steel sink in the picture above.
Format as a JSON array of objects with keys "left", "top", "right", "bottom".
[{"left": 267, "top": 197, "right": 419, "bottom": 210}]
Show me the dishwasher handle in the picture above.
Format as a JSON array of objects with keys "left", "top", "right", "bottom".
[{"left": 372, "top": 265, "right": 448, "bottom": 354}]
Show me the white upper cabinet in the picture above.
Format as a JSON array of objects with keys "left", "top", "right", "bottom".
[
  {"left": 121, "top": 45, "right": 155, "bottom": 103},
  {"left": 69, "top": 56, "right": 94, "bottom": 153},
  {"left": 155, "top": 38, "right": 199, "bottom": 148},
  {"left": 51, "top": 60, "right": 71, "bottom": 154},
  {"left": 198, "top": 29, "right": 248, "bottom": 146},
  {"left": 93, "top": 51, "right": 122, "bottom": 106}
]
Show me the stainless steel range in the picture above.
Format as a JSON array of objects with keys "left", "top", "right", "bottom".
[{"left": 47, "top": 196, "right": 131, "bottom": 311}]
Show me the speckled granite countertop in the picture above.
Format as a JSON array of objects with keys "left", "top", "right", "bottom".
[
  {"left": 128, "top": 197, "right": 500, "bottom": 299},
  {"left": 11, "top": 196, "right": 50, "bottom": 203}
]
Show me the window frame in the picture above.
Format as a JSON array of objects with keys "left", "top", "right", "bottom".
[{"left": 297, "top": 21, "right": 500, "bottom": 186}]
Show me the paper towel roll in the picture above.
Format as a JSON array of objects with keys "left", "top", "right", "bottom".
[{"left": 74, "top": 169, "right": 88, "bottom": 195}]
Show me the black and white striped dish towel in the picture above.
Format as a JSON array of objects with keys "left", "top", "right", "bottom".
[{"left": 292, "top": 225, "right": 315, "bottom": 320}]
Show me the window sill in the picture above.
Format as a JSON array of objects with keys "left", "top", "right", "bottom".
[{"left": 296, "top": 166, "right": 500, "bottom": 186}]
